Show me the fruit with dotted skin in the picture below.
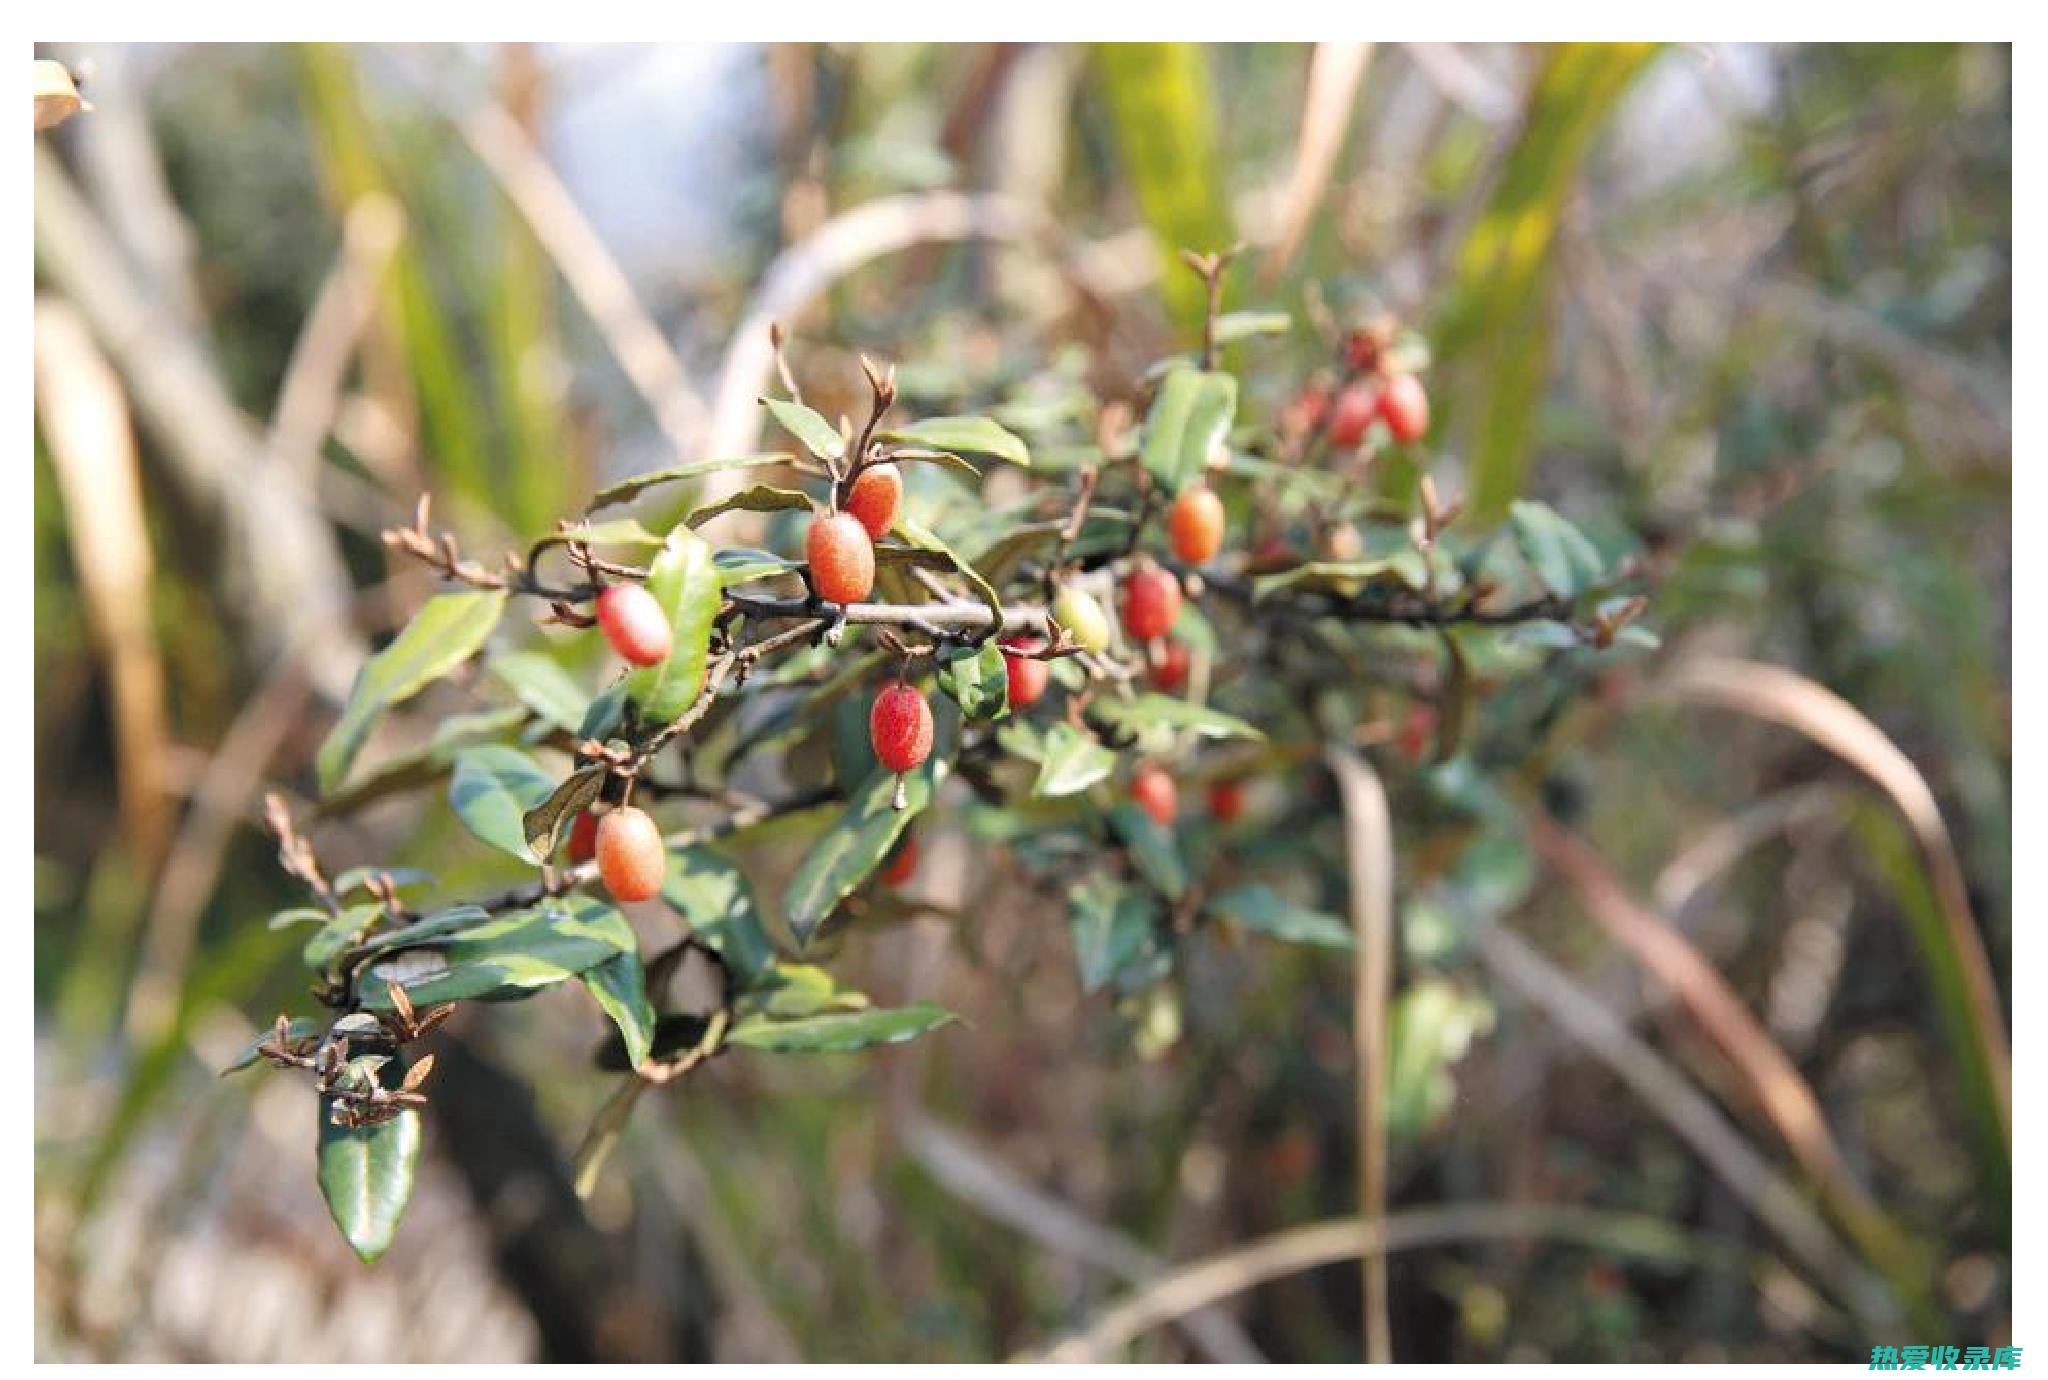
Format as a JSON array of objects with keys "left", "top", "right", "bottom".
[
  {"left": 1131, "top": 763, "right": 1178, "bottom": 827},
  {"left": 1051, "top": 586, "right": 1111, "bottom": 654},
  {"left": 595, "top": 582, "right": 672, "bottom": 667},
  {"left": 1151, "top": 638, "right": 1191, "bottom": 693},
  {"left": 807, "top": 511, "right": 876, "bottom": 604},
  {"left": 596, "top": 806, "right": 666, "bottom": 903},
  {"left": 1327, "top": 382, "right": 1381, "bottom": 448},
  {"left": 1120, "top": 565, "right": 1182, "bottom": 643},
  {"left": 870, "top": 682, "right": 933, "bottom": 774},
  {"left": 844, "top": 463, "right": 903, "bottom": 540},
  {"left": 1002, "top": 640, "right": 1050, "bottom": 709},
  {"left": 1379, "top": 372, "right": 1430, "bottom": 444},
  {"left": 568, "top": 810, "right": 599, "bottom": 864},
  {"left": 1168, "top": 486, "right": 1225, "bottom": 565},
  {"left": 880, "top": 833, "right": 918, "bottom": 887},
  {"left": 1207, "top": 779, "right": 1246, "bottom": 824}
]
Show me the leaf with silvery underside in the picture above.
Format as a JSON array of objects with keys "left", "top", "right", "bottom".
[
  {"left": 491, "top": 652, "right": 591, "bottom": 734},
  {"left": 317, "top": 590, "right": 509, "bottom": 792},
  {"left": 688, "top": 485, "right": 814, "bottom": 528},
  {"left": 762, "top": 399, "right": 846, "bottom": 462},
  {"left": 782, "top": 758, "right": 942, "bottom": 947},
  {"left": 450, "top": 746, "right": 557, "bottom": 862},
  {"left": 521, "top": 765, "right": 607, "bottom": 864},
  {"left": 585, "top": 453, "right": 794, "bottom": 511},
  {"left": 878, "top": 416, "right": 1030, "bottom": 468},
  {"left": 621, "top": 526, "right": 721, "bottom": 724}
]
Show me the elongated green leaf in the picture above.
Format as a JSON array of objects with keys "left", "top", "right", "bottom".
[
  {"left": 743, "top": 963, "right": 869, "bottom": 1020},
  {"left": 936, "top": 641, "right": 1010, "bottom": 723},
  {"left": 762, "top": 398, "right": 845, "bottom": 461},
  {"left": 359, "top": 895, "right": 636, "bottom": 1008},
  {"left": 1034, "top": 722, "right": 1116, "bottom": 798},
  {"left": 318, "top": 590, "right": 509, "bottom": 792},
  {"left": 316, "top": 706, "right": 529, "bottom": 819},
  {"left": 303, "top": 903, "right": 385, "bottom": 977},
  {"left": 893, "top": 514, "right": 1004, "bottom": 624},
  {"left": 266, "top": 907, "right": 331, "bottom": 932},
  {"left": 1067, "top": 875, "right": 1160, "bottom": 994},
  {"left": 714, "top": 547, "right": 803, "bottom": 585},
  {"left": 1509, "top": 500, "right": 1607, "bottom": 598},
  {"left": 783, "top": 759, "right": 941, "bottom": 946},
  {"left": 1089, "top": 693, "right": 1264, "bottom": 743},
  {"left": 581, "top": 950, "right": 656, "bottom": 1069},
  {"left": 879, "top": 416, "right": 1030, "bottom": 467},
  {"left": 317, "top": 1069, "right": 422, "bottom": 1264},
  {"left": 491, "top": 652, "right": 591, "bottom": 734},
  {"left": 1249, "top": 559, "right": 1400, "bottom": 602},
  {"left": 527, "top": 519, "right": 666, "bottom": 560},
  {"left": 663, "top": 846, "right": 778, "bottom": 987},
  {"left": 727, "top": 1001, "right": 955, "bottom": 1053},
  {"left": 688, "top": 484, "right": 814, "bottom": 528},
  {"left": 1106, "top": 802, "right": 1187, "bottom": 899},
  {"left": 586, "top": 453, "right": 794, "bottom": 511},
  {"left": 622, "top": 527, "right": 721, "bottom": 725},
  {"left": 1213, "top": 309, "right": 1292, "bottom": 343},
  {"left": 1210, "top": 883, "right": 1354, "bottom": 949},
  {"left": 450, "top": 746, "right": 556, "bottom": 862},
  {"left": 1140, "top": 367, "right": 1238, "bottom": 495},
  {"left": 331, "top": 866, "right": 435, "bottom": 898},
  {"left": 522, "top": 765, "right": 605, "bottom": 862}
]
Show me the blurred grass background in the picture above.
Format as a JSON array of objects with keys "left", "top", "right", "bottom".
[{"left": 32, "top": 42, "right": 2009, "bottom": 1361}]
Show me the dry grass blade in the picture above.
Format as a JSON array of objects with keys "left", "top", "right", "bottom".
[
  {"left": 1261, "top": 43, "right": 1373, "bottom": 281},
  {"left": 1324, "top": 745, "right": 1394, "bottom": 1364},
  {"left": 1022, "top": 1201, "right": 1751, "bottom": 1363},
  {"left": 1662, "top": 657, "right": 2008, "bottom": 1138},
  {"left": 899, "top": 1110, "right": 1264, "bottom": 1364},
  {"left": 33, "top": 298, "right": 173, "bottom": 868}
]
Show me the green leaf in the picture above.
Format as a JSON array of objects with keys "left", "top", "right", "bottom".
[
  {"left": 742, "top": 963, "right": 869, "bottom": 1019},
  {"left": 1105, "top": 802, "right": 1187, "bottom": 899},
  {"left": 714, "top": 547, "right": 804, "bottom": 585},
  {"left": 527, "top": 518, "right": 667, "bottom": 561},
  {"left": 1249, "top": 559, "right": 1399, "bottom": 601},
  {"left": 586, "top": 453, "right": 793, "bottom": 511},
  {"left": 317, "top": 1067, "right": 423, "bottom": 1263},
  {"left": 1509, "top": 500, "right": 1607, "bottom": 598},
  {"left": 727, "top": 1001, "right": 956, "bottom": 1054},
  {"left": 317, "top": 590, "right": 509, "bottom": 792},
  {"left": 1387, "top": 979, "right": 1496, "bottom": 1140},
  {"left": 522, "top": 765, "right": 605, "bottom": 863},
  {"left": 879, "top": 416, "right": 1030, "bottom": 468},
  {"left": 316, "top": 705, "right": 529, "bottom": 818},
  {"left": 220, "top": 1016, "right": 324, "bottom": 1073},
  {"left": 892, "top": 514, "right": 1004, "bottom": 625},
  {"left": 266, "top": 907, "right": 332, "bottom": 931},
  {"left": 1067, "top": 875, "right": 1160, "bottom": 995},
  {"left": 331, "top": 866, "right": 435, "bottom": 898},
  {"left": 1212, "top": 309, "right": 1292, "bottom": 343},
  {"left": 688, "top": 484, "right": 814, "bottom": 528},
  {"left": 491, "top": 652, "right": 591, "bottom": 734},
  {"left": 303, "top": 903, "right": 384, "bottom": 977},
  {"left": 1089, "top": 693, "right": 1264, "bottom": 743},
  {"left": 1034, "top": 722, "right": 1117, "bottom": 798},
  {"left": 783, "top": 759, "right": 941, "bottom": 946},
  {"left": 621, "top": 526, "right": 721, "bottom": 725},
  {"left": 358, "top": 895, "right": 636, "bottom": 1008},
  {"left": 581, "top": 950, "right": 656, "bottom": 1069},
  {"left": 761, "top": 398, "right": 846, "bottom": 462},
  {"left": 450, "top": 746, "right": 557, "bottom": 862},
  {"left": 935, "top": 641, "right": 1010, "bottom": 723},
  {"left": 1140, "top": 367, "right": 1238, "bottom": 495},
  {"left": 662, "top": 846, "right": 777, "bottom": 987},
  {"left": 1209, "top": 884, "right": 1354, "bottom": 949}
]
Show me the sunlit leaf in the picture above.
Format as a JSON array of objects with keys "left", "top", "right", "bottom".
[
  {"left": 317, "top": 1066, "right": 422, "bottom": 1264},
  {"left": 783, "top": 758, "right": 941, "bottom": 946},
  {"left": 621, "top": 526, "right": 721, "bottom": 724},
  {"left": 762, "top": 398, "right": 846, "bottom": 462},
  {"left": 449, "top": 746, "right": 556, "bottom": 862},
  {"left": 491, "top": 651, "right": 592, "bottom": 733},
  {"left": 586, "top": 453, "right": 794, "bottom": 511},
  {"left": 726, "top": 1001, "right": 956, "bottom": 1054},
  {"left": 1140, "top": 367, "right": 1237, "bottom": 495},
  {"left": 1034, "top": 722, "right": 1117, "bottom": 798},
  {"left": 879, "top": 416, "right": 1030, "bottom": 468}
]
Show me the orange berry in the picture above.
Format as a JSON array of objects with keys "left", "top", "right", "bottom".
[
  {"left": 568, "top": 810, "right": 599, "bottom": 864},
  {"left": 1379, "top": 372, "right": 1430, "bottom": 444},
  {"left": 870, "top": 682, "right": 933, "bottom": 774},
  {"left": 596, "top": 806, "right": 666, "bottom": 903},
  {"left": 595, "top": 583, "right": 672, "bottom": 667},
  {"left": 1002, "top": 640, "right": 1050, "bottom": 709},
  {"left": 1207, "top": 779, "right": 1246, "bottom": 824},
  {"left": 1168, "top": 486, "right": 1225, "bottom": 565},
  {"left": 844, "top": 463, "right": 903, "bottom": 540},
  {"left": 1152, "top": 638, "right": 1191, "bottom": 693},
  {"left": 1121, "top": 565, "right": 1182, "bottom": 643},
  {"left": 807, "top": 511, "right": 876, "bottom": 605},
  {"left": 1131, "top": 763, "right": 1178, "bottom": 828},
  {"left": 880, "top": 833, "right": 918, "bottom": 887}
]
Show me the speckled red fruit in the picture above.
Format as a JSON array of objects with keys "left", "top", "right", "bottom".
[
  {"left": 880, "top": 833, "right": 918, "bottom": 887},
  {"left": 1121, "top": 566, "right": 1182, "bottom": 643},
  {"left": 596, "top": 582, "right": 672, "bottom": 667},
  {"left": 1379, "top": 372, "right": 1430, "bottom": 443},
  {"left": 1002, "top": 640, "right": 1050, "bottom": 709},
  {"left": 568, "top": 810, "right": 599, "bottom": 864},
  {"left": 1168, "top": 487, "right": 1225, "bottom": 565},
  {"left": 1207, "top": 780, "right": 1246, "bottom": 824},
  {"left": 870, "top": 682, "right": 933, "bottom": 774},
  {"left": 1327, "top": 382, "right": 1380, "bottom": 448},
  {"left": 1152, "top": 638, "right": 1191, "bottom": 693},
  {"left": 596, "top": 806, "right": 665, "bottom": 903},
  {"left": 807, "top": 511, "right": 875, "bottom": 604},
  {"left": 1131, "top": 763, "right": 1178, "bottom": 827},
  {"left": 844, "top": 463, "right": 903, "bottom": 540}
]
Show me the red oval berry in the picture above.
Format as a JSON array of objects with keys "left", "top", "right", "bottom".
[
  {"left": 595, "top": 582, "right": 672, "bottom": 667},
  {"left": 807, "top": 510, "right": 876, "bottom": 605},
  {"left": 844, "top": 463, "right": 903, "bottom": 540},
  {"left": 1131, "top": 763, "right": 1178, "bottom": 828},
  {"left": 1327, "top": 382, "right": 1380, "bottom": 448},
  {"left": 880, "top": 833, "right": 918, "bottom": 887},
  {"left": 1378, "top": 372, "right": 1430, "bottom": 443},
  {"left": 1168, "top": 486, "right": 1225, "bottom": 565},
  {"left": 568, "top": 810, "right": 599, "bottom": 864},
  {"left": 1002, "top": 640, "right": 1050, "bottom": 709},
  {"left": 1120, "top": 565, "right": 1182, "bottom": 643},
  {"left": 1207, "top": 779, "right": 1246, "bottom": 824},
  {"left": 1152, "top": 638, "right": 1191, "bottom": 693},
  {"left": 870, "top": 682, "right": 933, "bottom": 774},
  {"left": 596, "top": 805, "right": 666, "bottom": 903}
]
